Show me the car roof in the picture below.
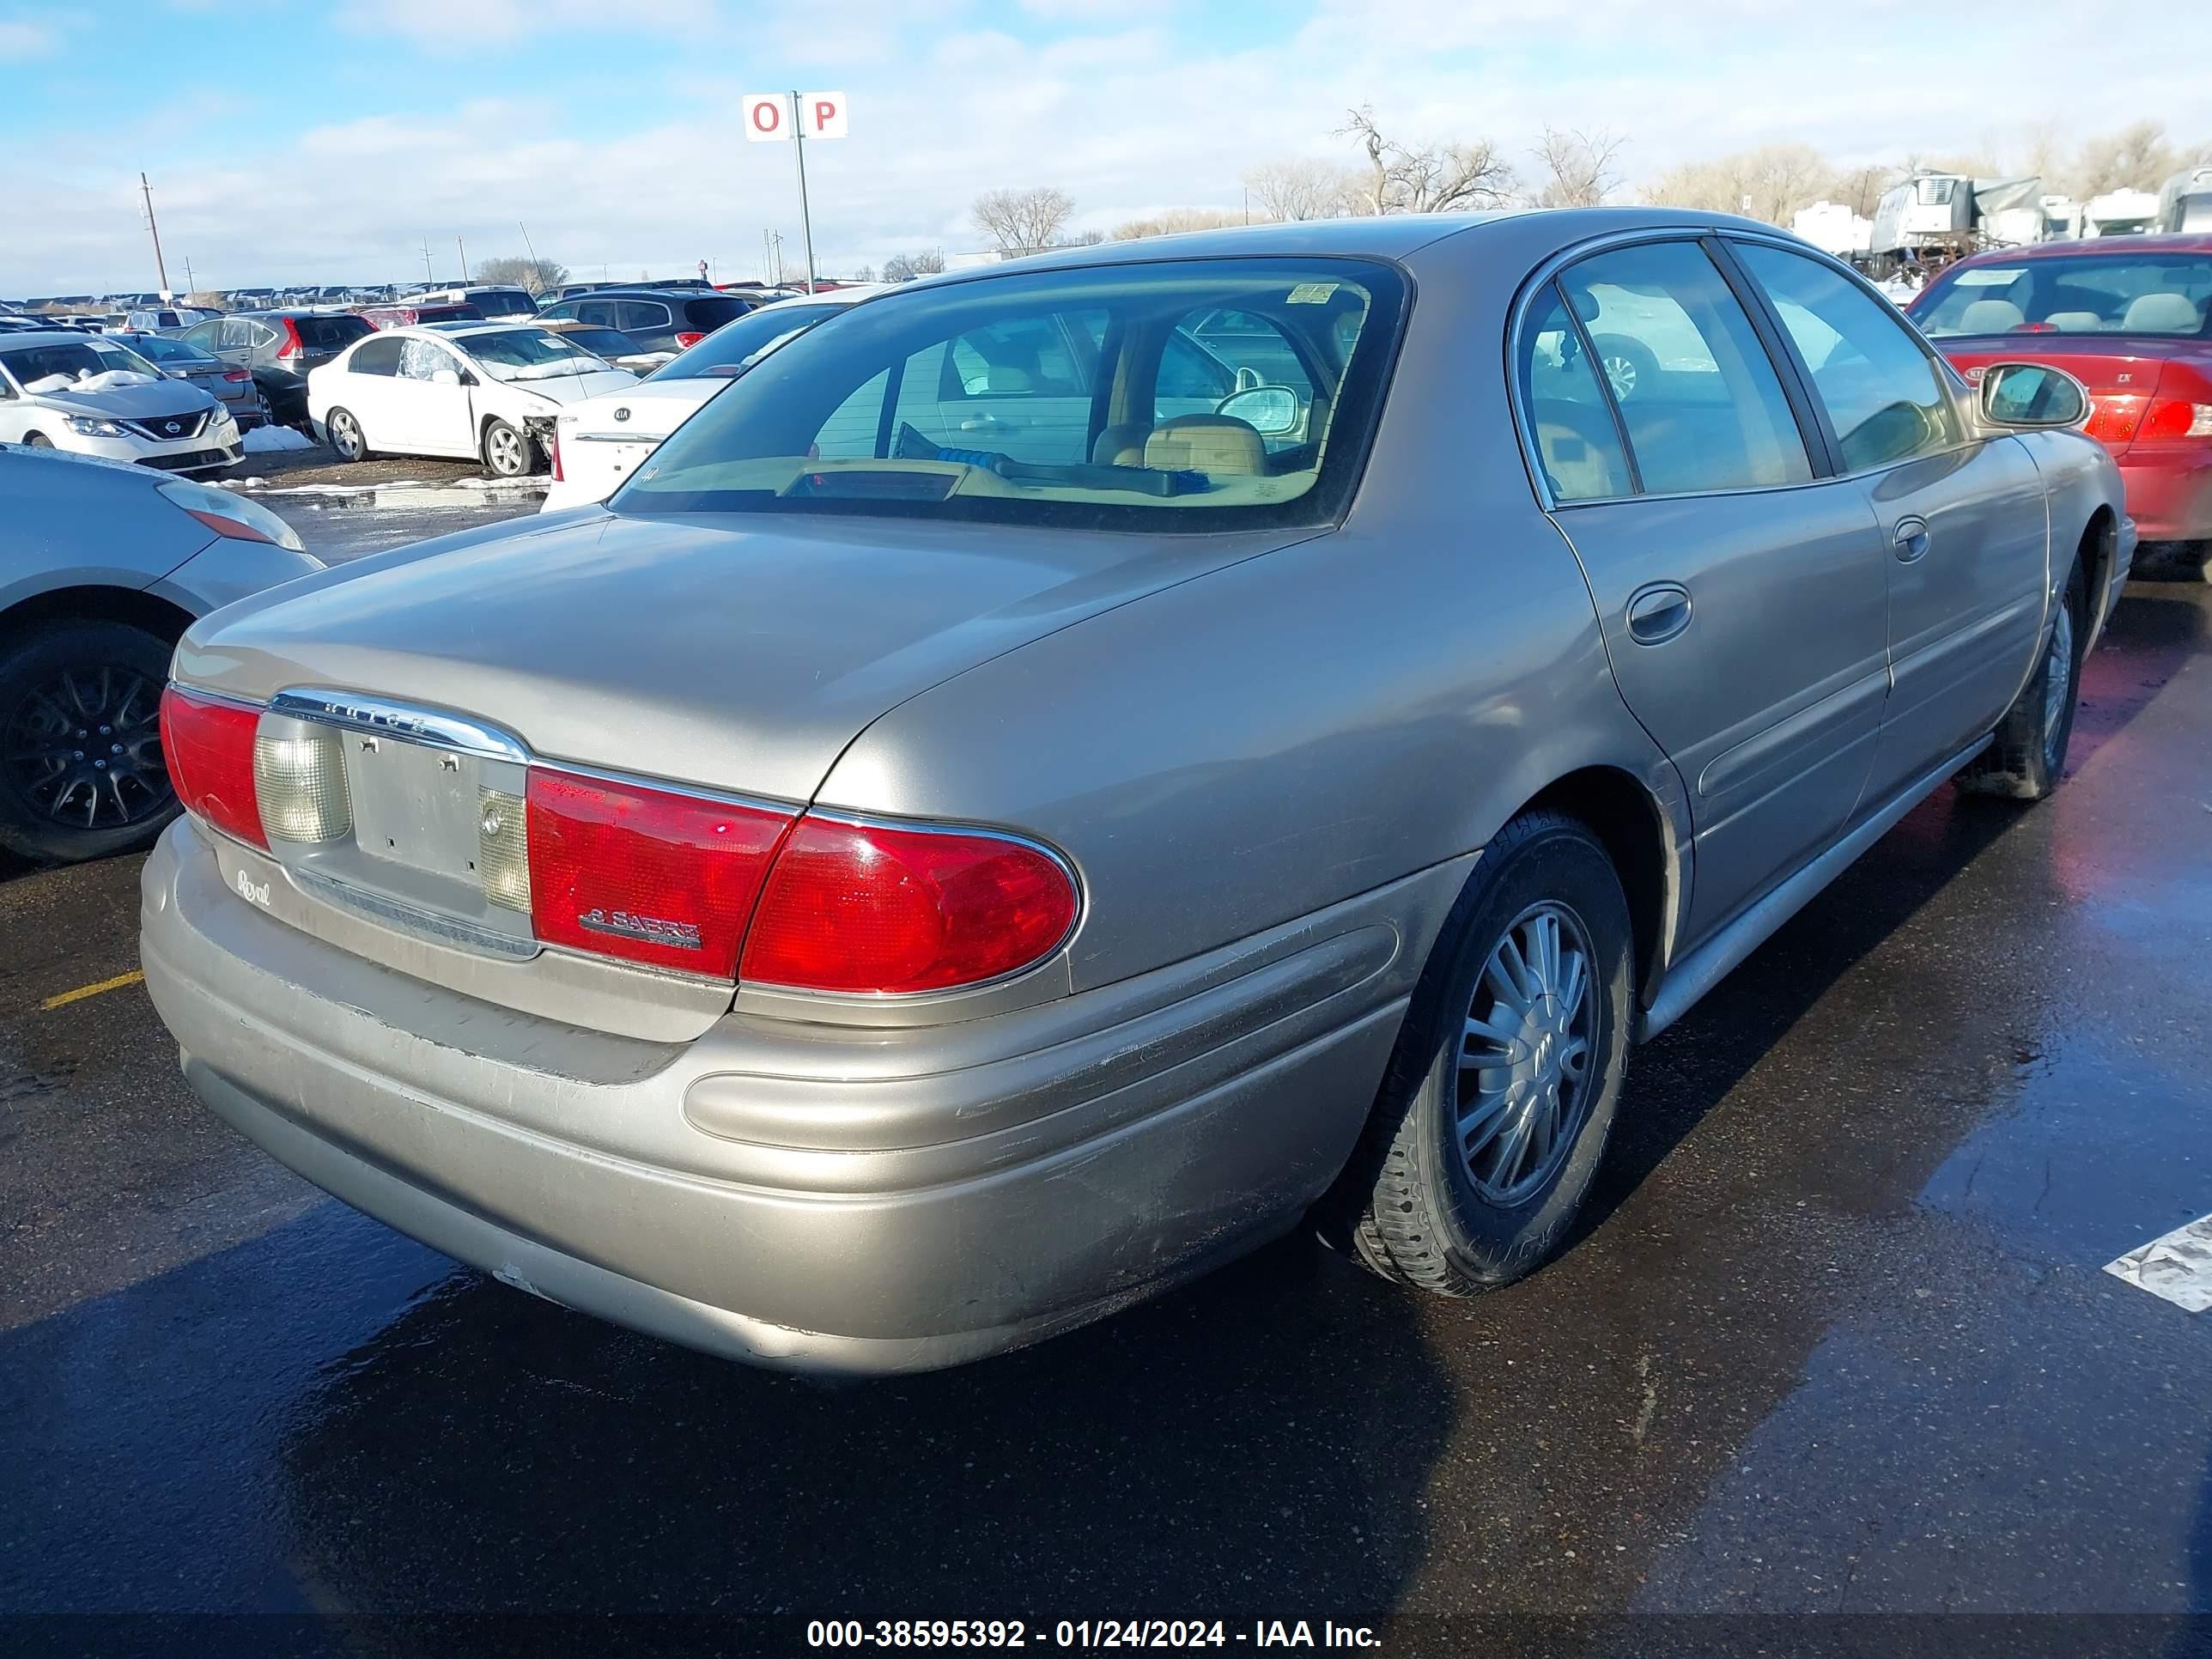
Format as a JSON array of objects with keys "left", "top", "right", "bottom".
[
  {"left": 0, "top": 329, "right": 136, "bottom": 347},
  {"left": 1943, "top": 232, "right": 2212, "bottom": 269},
  {"left": 751, "top": 288, "right": 880, "bottom": 313}
]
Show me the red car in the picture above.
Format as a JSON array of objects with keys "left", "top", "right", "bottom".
[{"left": 1910, "top": 234, "right": 2212, "bottom": 567}]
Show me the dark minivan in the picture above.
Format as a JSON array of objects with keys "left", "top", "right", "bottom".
[
  {"left": 532, "top": 287, "right": 759, "bottom": 353},
  {"left": 179, "top": 309, "right": 374, "bottom": 431}
]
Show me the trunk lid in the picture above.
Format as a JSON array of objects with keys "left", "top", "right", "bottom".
[
  {"left": 1934, "top": 335, "right": 2178, "bottom": 454},
  {"left": 562, "top": 378, "right": 722, "bottom": 443},
  {"left": 178, "top": 507, "right": 1308, "bottom": 804}
]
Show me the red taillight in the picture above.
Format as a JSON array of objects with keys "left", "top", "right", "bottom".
[
  {"left": 276, "top": 317, "right": 303, "bottom": 361},
  {"left": 526, "top": 769, "right": 793, "bottom": 976},
  {"left": 223, "top": 369, "right": 250, "bottom": 383},
  {"left": 2140, "top": 398, "right": 2212, "bottom": 441},
  {"left": 159, "top": 686, "right": 265, "bottom": 849},
  {"left": 673, "top": 331, "right": 705, "bottom": 349},
  {"left": 550, "top": 429, "right": 563, "bottom": 482},
  {"left": 739, "top": 817, "right": 1078, "bottom": 994}
]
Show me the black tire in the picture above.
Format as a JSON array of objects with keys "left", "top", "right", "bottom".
[
  {"left": 1591, "top": 333, "right": 1660, "bottom": 404},
  {"left": 482, "top": 418, "right": 535, "bottom": 478},
  {"left": 1956, "top": 555, "right": 2086, "bottom": 802},
  {"left": 325, "top": 406, "right": 371, "bottom": 463},
  {"left": 25, "top": 433, "right": 54, "bottom": 448},
  {"left": 1322, "top": 809, "right": 1635, "bottom": 1295},
  {"left": 0, "top": 620, "right": 179, "bottom": 864}
]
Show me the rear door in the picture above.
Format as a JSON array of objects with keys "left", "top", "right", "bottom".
[
  {"left": 1528, "top": 237, "right": 1892, "bottom": 945},
  {"left": 331, "top": 333, "right": 404, "bottom": 438},
  {"left": 1730, "top": 240, "right": 2051, "bottom": 801}
]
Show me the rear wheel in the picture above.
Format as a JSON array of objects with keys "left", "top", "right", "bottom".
[
  {"left": 0, "top": 620, "right": 178, "bottom": 864},
  {"left": 325, "top": 407, "right": 371, "bottom": 463},
  {"left": 1323, "top": 809, "right": 1635, "bottom": 1294},
  {"left": 1956, "top": 556, "right": 2085, "bottom": 802},
  {"left": 482, "top": 418, "right": 534, "bottom": 477}
]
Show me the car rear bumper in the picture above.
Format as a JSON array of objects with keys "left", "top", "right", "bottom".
[
  {"left": 141, "top": 821, "right": 1434, "bottom": 1374},
  {"left": 2119, "top": 445, "right": 2212, "bottom": 543}
]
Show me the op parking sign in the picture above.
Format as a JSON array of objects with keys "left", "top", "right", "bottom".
[{"left": 743, "top": 92, "right": 848, "bottom": 141}]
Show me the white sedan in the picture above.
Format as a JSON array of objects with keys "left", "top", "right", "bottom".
[
  {"left": 307, "top": 323, "right": 637, "bottom": 477},
  {"left": 540, "top": 289, "right": 876, "bottom": 511},
  {"left": 0, "top": 331, "right": 240, "bottom": 475}
]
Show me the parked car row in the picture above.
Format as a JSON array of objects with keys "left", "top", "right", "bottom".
[{"left": 132, "top": 210, "right": 2136, "bottom": 1382}]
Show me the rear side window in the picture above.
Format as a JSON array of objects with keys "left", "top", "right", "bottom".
[
  {"left": 617, "top": 301, "right": 672, "bottom": 333},
  {"left": 1517, "top": 285, "right": 1634, "bottom": 502},
  {"left": 1557, "top": 241, "right": 1812, "bottom": 495},
  {"left": 350, "top": 336, "right": 404, "bottom": 375},
  {"left": 1731, "top": 241, "right": 1959, "bottom": 472}
]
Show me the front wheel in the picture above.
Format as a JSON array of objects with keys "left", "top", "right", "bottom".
[
  {"left": 24, "top": 433, "right": 55, "bottom": 449},
  {"left": 1322, "top": 809, "right": 1635, "bottom": 1295},
  {"left": 0, "top": 620, "right": 179, "bottom": 863},
  {"left": 325, "top": 407, "right": 371, "bottom": 463},
  {"left": 1591, "top": 333, "right": 1659, "bottom": 404},
  {"left": 1956, "top": 556, "right": 2085, "bottom": 802},
  {"left": 482, "top": 418, "right": 535, "bottom": 478}
]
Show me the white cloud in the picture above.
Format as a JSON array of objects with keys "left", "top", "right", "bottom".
[
  {"left": 7, "top": 0, "right": 2211, "bottom": 294},
  {"left": 0, "top": 16, "right": 61, "bottom": 58}
]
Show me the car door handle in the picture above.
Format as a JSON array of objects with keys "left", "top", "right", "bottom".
[
  {"left": 1626, "top": 582, "right": 1692, "bottom": 645},
  {"left": 1893, "top": 518, "right": 1932, "bottom": 562},
  {"left": 959, "top": 416, "right": 1009, "bottom": 431}
]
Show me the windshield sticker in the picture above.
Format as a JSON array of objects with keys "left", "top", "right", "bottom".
[
  {"left": 1954, "top": 269, "right": 2024, "bottom": 287},
  {"left": 1286, "top": 283, "right": 1340, "bottom": 304}
]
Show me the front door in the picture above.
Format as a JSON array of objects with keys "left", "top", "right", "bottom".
[
  {"left": 1728, "top": 240, "right": 2052, "bottom": 802},
  {"left": 1531, "top": 240, "right": 1892, "bottom": 945},
  {"left": 390, "top": 337, "right": 481, "bottom": 458}
]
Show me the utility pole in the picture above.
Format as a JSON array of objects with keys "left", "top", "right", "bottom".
[
  {"left": 421, "top": 238, "right": 434, "bottom": 283},
  {"left": 139, "top": 173, "right": 172, "bottom": 298},
  {"left": 457, "top": 234, "right": 469, "bottom": 283},
  {"left": 789, "top": 91, "right": 817, "bottom": 294},
  {"left": 182, "top": 255, "right": 194, "bottom": 294},
  {"left": 519, "top": 221, "right": 540, "bottom": 287}
]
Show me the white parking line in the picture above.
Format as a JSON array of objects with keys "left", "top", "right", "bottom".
[{"left": 2105, "top": 1215, "right": 2212, "bottom": 1312}]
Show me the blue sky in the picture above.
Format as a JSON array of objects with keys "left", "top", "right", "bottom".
[{"left": 3, "top": 0, "right": 2209, "bottom": 297}]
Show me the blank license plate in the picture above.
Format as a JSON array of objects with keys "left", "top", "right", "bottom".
[{"left": 345, "top": 738, "right": 480, "bottom": 881}]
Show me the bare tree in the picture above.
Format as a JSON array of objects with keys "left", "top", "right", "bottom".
[
  {"left": 2069, "top": 120, "right": 2178, "bottom": 198},
  {"left": 1827, "top": 162, "right": 1898, "bottom": 221},
  {"left": 474, "top": 254, "right": 568, "bottom": 295},
  {"left": 911, "top": 246, "right": 946, "bottom": 276},
  {"left": 1243, "top": 156, "right": 1360, "bottom": 222},
  {"left": 1532, "top": 126, "right": 1626, "bottom": 209},
  {"left": 1110, "top": 207, "right": 1246, "bottom": 240},
  {"left": 1644, "top": 143, "right": 1839, "bottom": 225},
  {"left": 882, "top": 253, "right": 917, "bottom": 283},
  {"left": 1338, "top": 106, "right": 1513, "bottom": 215},
  {"left": 973, "top": 187, "right": 1075, "bottom": 257}
]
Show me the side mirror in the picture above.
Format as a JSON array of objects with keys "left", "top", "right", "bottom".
[
  {"left": 430, "top": 368, "right": 461, "bottom": 387},
  {"left": 1978, "top": 362, "right": 2087, "bottom": 429},
  {"left": 1216, "top": 385, "right": 1302, "bottom": 436},
  {"left": 1234, "top": 365, "right": 1262, "bottom": 392}
]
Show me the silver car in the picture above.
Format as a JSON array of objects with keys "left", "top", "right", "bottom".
[
  {"left": 140, "top": 211, "right": 2131, "bottom": 1374},
  {"left": 112, "top": 330, "right": 266, "bottom": 430},
  {"left": 0, "top": 446, "right": 322, "bottom": 862}
]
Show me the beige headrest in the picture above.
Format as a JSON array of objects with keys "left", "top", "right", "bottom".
[
  {"left": 1959, "top": 299, "right": 2025, "bottom": 333},
  {"left": 1144, "top": 413, "right": 1265, "bottom": 475},
  {"left": 2044, "top": 311, "right": 2105, "bottom": 332},
  {"left": 2123, "top": 292, "right": 2202, "bottom": 331},
  {"left": 1092, "top": 422, "right": 1152, "bottom": 466},
  {"left": 980, "top": 365, "right": 1032, "bottom": 393}
]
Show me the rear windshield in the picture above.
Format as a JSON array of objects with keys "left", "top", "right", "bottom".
[
  {"left": 1916, "top": 254, "right": 2212, "bottom": 337},
  {"left": 294, "top": 314, "right": 374, "bottom": 350},
  {"left": 647, "top": 301, "right": 849, "bottom": 380},
  {"left": 470, "top": 289, "right": 536, "bottom": 314},
  {"left": 124, "top": 333, "right": 211, "bottom": 364},
  {"left": 615, "top": 256, "right": 1405, "bottom": 533},
  {"left": 680, "top": 296, "right": 752, "bottom": 331}
]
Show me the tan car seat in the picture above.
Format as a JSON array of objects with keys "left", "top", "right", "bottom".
[
  {"left": 1143, "top": 414, "right": 1267, "bottom": 475},
  {"left": 2122, "top": 292, "right": 2203, "bottom": 332},
  {"left": 1092, "top": 422, "right": 1152, "bottom": 466},
  {"left": 1958, "top": 298, "right": 2026, "bottom": 333}
]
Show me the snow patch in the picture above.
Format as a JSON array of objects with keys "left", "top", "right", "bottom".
[
  {"left": 25, "top": 369, "right": 161, "bottom": 394},
  {"left": 241, "top": 425, "right": 313, "bottom": 453}
]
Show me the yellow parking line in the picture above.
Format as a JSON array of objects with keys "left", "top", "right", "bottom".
[{"left": 41, "top": 969, "right": 146, "bottom": 1011}]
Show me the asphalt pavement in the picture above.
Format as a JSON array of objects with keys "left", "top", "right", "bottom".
[{"left": 3, "top": 572, "right": 2211, "bottom": 1657}]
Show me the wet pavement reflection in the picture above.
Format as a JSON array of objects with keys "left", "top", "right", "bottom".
[{"left": 3, "top": 582, "right": 2210, "bottom": 1651}]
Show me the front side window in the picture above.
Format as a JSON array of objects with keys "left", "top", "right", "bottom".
[
  {"left": 617, "top": 257, "right": 1405, "bottom": 533},
  {"left": 1557, "top": 241, "right": 1812, "bottom": 495},
  {"left": 1733, "top": 241, "right": 1959, "bottom": 471},
  {"left": 398, "top": 337, "right": 459, "bottom": 380},
  {"left": 1516, "top": 285, "right": 1633, "bottom": 503}
]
